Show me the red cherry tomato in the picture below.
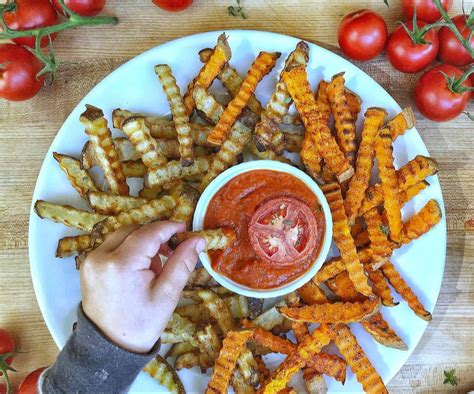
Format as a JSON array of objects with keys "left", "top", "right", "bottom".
[
  {"left": 438, "top": 15, "right": 474, "bottom": 67},
  {"left": 338, "top": 9, "right": 388, "bottom": 61},
  {"left": 387, "top": 21, "right": 439, "bottom": 73},
  {"left": 402, "top": 0, "right": 453, "bottom": 23},
  {"left": 51, "top": 0, "right": 106, "bottom": 16},
  {"left": 17, "top": 367, "right": 48, "bottom": 394},
  {"left": 0, "top": 328, "right": 15, "bottom": 371},
  {"left": 4, "top": 0, "right": 59, "bottom": 48},
  {"left": 414, "top": 64, "right": 472, "bottom": 122},
  {"left": 0, "top": 44, "right": 45, "bottom": 101},
  {"left": 152, "top": 0, "right": 193, "bottom": 12},
  {"left": 248, "top": 197, "right": 318, "bottom": 266}
]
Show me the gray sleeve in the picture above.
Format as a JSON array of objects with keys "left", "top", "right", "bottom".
[{"left": 41, "top": 304, "right": 160, "bottom": 393}]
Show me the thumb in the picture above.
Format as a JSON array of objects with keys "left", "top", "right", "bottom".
[{"left": 151, "top": 236, "right": 206, "bottom": 303}]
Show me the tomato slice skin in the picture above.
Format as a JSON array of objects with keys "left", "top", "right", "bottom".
[{"left": 248, "top": 197, "right": 318, "bottom": 267}]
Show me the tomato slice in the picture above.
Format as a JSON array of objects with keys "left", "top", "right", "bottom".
[{"left": 248, "top": 197, "right": 318, "bottom": 266}]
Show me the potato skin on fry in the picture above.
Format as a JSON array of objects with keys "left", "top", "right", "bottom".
[
  {"left": 56, "top": 234, "right": 93, "bottom": 257},
  {"left": 388, "top": 107, "right": 415, "bottom": 141},
  {"left": 144, "top": 355, "right": 185, "bottom": 394},
  {"left": 170, "top": 228, "right": 236, "bottom": 251}
]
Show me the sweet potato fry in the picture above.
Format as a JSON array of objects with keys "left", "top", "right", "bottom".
[
  {"left": 325, "top": 271, "right": 367, "bottom": 302},
  {"left": 53, "top": 152, "right": 99, "bottom": 198},
  {"left": 344, "top": 107, "right": 387, "bottom": 224},
  {"left": 34, "top": 200, "right": 106, "bottom": 232},
  {"left": 155, "top": 64, "right": 195, "bottom": 166},
  {"left": 315, "top": 80, "right": 330, "bottom": 126},
  {"left": 144, "top": 355, "right": 185, "bottom": 394},
  {"left": 56, "top": 234, "right": 93, "bottom": 257},
  {"left": 79, "top": 105, "right": 129, "bottom": 195},
  {"left": 364, "top": 208, "right": 393, "bottom": 269},
  {"left": 169, "top": 184, "right": 200, "bottom": 228},
  {"left": 387, "top": 107, "right": 415, "bottom": 141},
  {"left": 298, "top": 280, "right": 329, "bottom": 305},
  {"left": 170, "top": 228, "right": 236, "bottom": 251},
  {"left": 402, "top": 199, "right": 442, "bottom": 243},
  {"left": 305, "top": 353, "right": 347, "bottom": 384},
  {"left": 87, "top": 191, "right": 146, "bottom": 215},
  {"left": 322, "top": 182, "right": 374, "bottom": 296},
  {"left": 345, "top": 88, "right": 362, "bottom": 121},
  {"left": 206, "top": 329, "right": 254, "bottom": 394},
  {"left": 365, "top": 267, "right": 397, "bottom": 306},
  {"left": 145, "top": 157, "right": 210, "bottom": 188},
  {"left": 251, "top": 327, "right": 296, "bottom": 355},
  {"left": 397, "top": 155, "right": 438, "bottom": 190},
  {"left": 283, "top": 66, "right": 353, "bottom": 183},
  {"left": 122, "top": 116, "right": 168, "bottom": 169},
  {"left": 254, "top": 41, "right": 309, "bottom": 153},
  {"left": 375, "top": 126, "right": 402, "bottom": 243},
  {"left": 91, "top": 195, "right": 176, "bottom": 246},
  {"left": 198, "top": 48, "right": 264, "bottom": 116},
  {"left": 327, "top": 72, "right": 357, "bottom": 164},
  {"left": 278, "top": 297, "right": 380, "bottom": 323},
  {"left": 183, "top": 33, "right": 232, "bottom": 115},
  {"left": 381, "top": 261, "right": 432, "bottom": 321},
  {"left": 207, "top": 51, "right": 280, "bottom": 146},
  {"left": 330, "top": 323, "right": 388, "bottom": 394}
]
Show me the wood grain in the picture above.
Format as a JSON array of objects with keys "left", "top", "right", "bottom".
[{"left": 0, "top": 0, "right": 472, "bottom": 391}]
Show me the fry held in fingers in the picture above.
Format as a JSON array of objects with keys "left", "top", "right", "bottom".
[{"left": 170, "top": 228, "right": 236, "bottom": 251}]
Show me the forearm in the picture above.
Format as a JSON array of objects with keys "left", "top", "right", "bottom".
[{"left": 40, "top": 305, "right": 160, "bottom": 393}]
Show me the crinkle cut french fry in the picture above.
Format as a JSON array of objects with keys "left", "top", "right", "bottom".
[
  {"left": 298, "top": 280, "right": 329, "bottom": 305},
  {"left": 56, "top": 234, "right": 93, "bottom": 257},
  {"left": 330, "top": 323, "right": 388, "bottom": 394},
  {"left": 259, "top": 324, "right": 332, "bottom": 394},
  {"left": 325, "top": 271, "right": 367, "bottom": 302},
  {"left": 185, "top": 267, "right": 219, "bottom": 289},
  {"left": 122, "top": 116, "right": 168, "bottom": 169},
  {"left": 315, "top": 80, "right": 330, "bottom": 126},
  {"left": 87, "top": 191, "right": 147, "bottom": 215},
  {"left": 230, "top": 369, "right": 255, "bottom": 394},
  {"left": 144, "top": 355, "right": 185, "bottom": 394},
  {"left": 375, "top": 126, "right": 403, "bottom": 243},
  {"left": 169, "top": 184, "right": 200, "bottom": 228},
  {"left": 79, "top": 105, "right": 129, "bottom": 195},
  {"left": 145, "top": 157, "right": 210, "bottom": 188},
  {"left": 365, "top": 267, "right": 397, "bottom": 306},
  {"left": 322, "top": 182, "right": 374, "bottom": 296},
  {"left": 388, "top": 107, "right": 415, "bottom": 141},
  {"left": 402, "top": 199, "right": 442, "bottom": 244},
  {"left": 364, "top": 208, "right": 392, "bottom": 269},
  {"left": 121, "top": 160, "right": 147, "bottom": 178},
  {"left": 397, "top": 155, "right": 438, "bottom": 190},
  {"left": 248, "top": 142, "right": 293, "bottom": 165},
  {"left": 345, "top": 87, "right": 362, "bottom": 121},
  {"left": 155, "top": 64, "right": 195, "bottom": 166},
  {"left": 344, "top": 107, "right": 387, "bottom": 224},
  {"left": 197, "top": 289, "right": 236, "bottom": 335},
  {"left": 139, "top": 184, "right": 163, "bottom": 200},
  {"left": 190, "top": 324, "right": 222, "bottom": 360},
  {"left": 53, "top": 152, "right": 99, "bottom": 198},
  {"left": 34, "top": 200, "right": 106, "bottom": 232},
  {"left": 282, "top": 132, "right": 303, "bottom": 153},
  {"left": 91, "top": 195, "right": 176, "bottom": 246},
  {"left": 306, "top": 353, "right": 347, "bottom": 385},
  {"left": 361, "top": 312, "right": 408, "bottom": 350},
  {"left": 183, "top": 33, "right": 232, "bottom": 115},
  {"left": 251, "top": 327, "right": 296, "bottom": 355},
  {"left": 254, "top": 41, "right": 309, "bottom": 153},
  {"left": 207, "top": 51, "right": 281, "bottom": 146},
  {"left": 199, "top": 48, "right": 264, "bottom": 117},
  {"left": 283, "top": 66, "right": 353, "bottom": 183},
  {"left": 327, "top": 73, "right": 357, "bottom": 164},
  {"left": 278, "top": 297, "right": 381, "bottom": 323},
  {"left": 170, "top": 228, "right": 236, "bottom": 251},
  {"left": 205, "top": 329, "right": 254, "bottom": 394},
  {"left": 381, "top": 261, "right": 432, "bottom": 321}
]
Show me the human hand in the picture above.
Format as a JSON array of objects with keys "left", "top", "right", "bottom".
[{"left": 81, "top": 221, "right": 205, "bottom": 353}]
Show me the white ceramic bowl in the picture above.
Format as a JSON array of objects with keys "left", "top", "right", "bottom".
[{"left": 193, "top": 160, "right": 333, "bottom": 298}]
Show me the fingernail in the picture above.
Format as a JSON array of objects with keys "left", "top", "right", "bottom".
[{"left": 196, "top": 239, "right": 206, "bottom": 254}]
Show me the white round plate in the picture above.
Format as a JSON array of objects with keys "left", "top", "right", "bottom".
[{"left": 29, "top": 30, "right": 446, "bottom": 393}]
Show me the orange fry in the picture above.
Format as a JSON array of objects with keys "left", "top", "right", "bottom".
[
  {"left": 397, "top": 155, "right": 438, "bottom": 190},
  {"left": 387, "top": 107, "right": 416, "bottom": 141},
  {"left": 251, "top": 327, "right": 296, "bottom": 355},
  {"left": 364, "top": 208, "right": 393, "bottom": 269},
  {"left": 315, "top": 80, "right": 330, "bottom": 125},
  {"left": 381, "top": 261, "right": 432, "bottom": 321},
  {"left": 325, "top": 271, "right": 367, "bottom": 302},
  {"left": 322, "top": 182, "right": 373, "bottom": 296},
  {"left": 361, "top": 312, "right": 408, "bottom": 350},
  {"left": 283, "top": 66, "right": 353, "bottom": 183},
  {"left": 375, "top": 126, "right": 402, "bottom": 243},
  {"left": 345, "top": 88, "right": 362, "bottom": 121},
  {"left": 344, "top": 107, "right": 387, "bottom": 224},
  {"left": 298, "top": 280, "right": 330, "bottom": 305},
  {"left": 207, "top": 51, "right": 280, "bottom": 146},
  {"left": 366, "top": 267, "right": 398, "bottom": 307},
  {"left": 306, "top": 353, "right": 347, "bottom": 384},
  {"left": 330, "top": 324, "right": 388, "bottom": 394},
  {"left": 402, "top": 199, "right": 442, "bottom": 243},
  {"left": 206, "top": 329, "right": 254, "bottom": 394}
]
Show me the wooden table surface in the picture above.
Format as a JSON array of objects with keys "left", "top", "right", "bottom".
[{"left": 0, "top": 0, "right": 472, "bottom": 392}]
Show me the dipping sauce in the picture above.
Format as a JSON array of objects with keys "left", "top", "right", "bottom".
[{"left": 204, "top": 170, "right": 325, "bottom": 289}]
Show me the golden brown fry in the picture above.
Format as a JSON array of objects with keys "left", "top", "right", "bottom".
[
  {"left": 165, "top": 341, "right": 196, "bottom": 359},
  {"left": 402, "top": 199, "right": 442, "bottom": 243},
  {"left": 315, "top": 80, "right": 330, "bottom": 126},
  {"left": 56, "top": 234, "right": 93, "bottom": 257},
  {"left": 185, "top": 267, "right": 219, "bottom": 289},
  {"left": 34, "top": 200, "right": 106, "bottom": 232},
  {"left": 354, "top": 230, "right": 370, "bottom": 247},
  {"left": 247, "top": 142, "right": 293, "bottom": 165},
  {"left": 175, "top": 352, "right": 210, "bottom": 372},
  {"left": 278, "top": 298, "right": 380, "bottom": 323},
  {"left": 397, "top": 155, "right": 438, "bottom": 190},
  {"left": 345, "top": 88, "right": 362, "bottom": 121},
  {"left": 322, "top": 182, "right": 374, "bottom": 296},
  {"left": 145, "top": 157, "right": 210, "bottom": 188},
  {"left": 344, "top": 107, "right": 387, "bottom": 224},
  {"left": 169, "top": 184, "right": 200, "bottom": 228},
  {"left": 191, "top": 324, "right": 222, "bottom": 360},
  {"left": 327, "top": 72, "right": 357, "bottom": 164},
  {"left": 122, "top": 116, "right": 168, "bottom": 169},
  {"left": 206, "top": 329, "right": 254, "bottom": 394},
  {"left": 207, "top": 51, "right": 280, "bottom": 146},
  {"left": 79, "top": 105, "right": 129, "bottom": 195},
  {"left": 91, "top": 195, "right": 176, "bottom": 246},
  {"left": 53, "top": 152, "right": 99, "bottom": 198},
  {"left": 330, "top": 323, "right": 388, "bottom": 394},
  {"left": 283, "top": 66, "right": 353, "bottom": 183},
  {"left": 251, "top": 327, "right": 296, "bottom": 355},
  {"left": 375, "top": 126, "right": 402, "bottom": 243},
  {"left": 381, "top": 261, "right": 432, "bottom": 321},
  {"left": 366, "top": 267, "right": 397, "bottom": 306},
  {"left": 282, "top": 132, "right": 303, "bottom": 153},
  {"left": 325, "top": 271, "right": 367, "bottom": 302},
  {"left": 81, "top": 138, "right": 139, "bottom": 169},
  {"left": 170, "top": 228, "right": 236, "bottom": 251},
  {"left": 87, "top": 191, "right": 146, "bottom": 215},
  {"left": 139, "top": 184, "right": 163, "bottom": 200},
  {"left": 121, "top": 160, "right": 147, "bottom": 178},
  {"left": 155, "top": 64, "right": 194, "bottom": 166},
  {"left": 305, "top": 353, "right": 347, "bottom": 384},
  {"left": 144, "top": 355, "right": 185, "bottom": 394},
  {"left": 387, "top": 107, "right": 416, "bottom": 141},
  {"left": 250, "top": 301, "right": 292, "bottom": 334},
  {"left": 231, "top": 370, "right": 256, "bottom": 394},
  {"left": 184, "top": 34, "right": 232, "bottom": 115},
  {"left": 364, "top": 208, "right": 393, "bottom": 269},
  {"left": 361, "top": 313, "right": 408, "bottom": 350},
  {"left": 298, "top": 281, "right": 329, "bottom": 305},
  {"left": 254, "top": 42, "right": 309, "bottom": 153},
  {"left": 162, "top": 313, "right": 196, "bottom": 344},
  {"left": 197, "top": 289, "right": 235, "bottom": 335}
]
